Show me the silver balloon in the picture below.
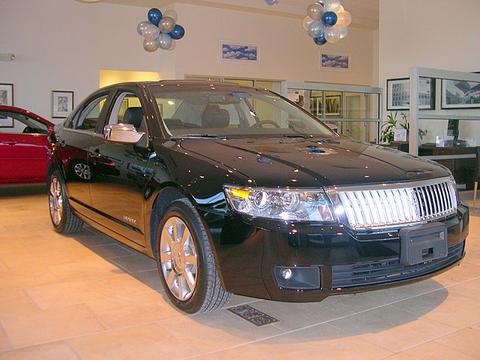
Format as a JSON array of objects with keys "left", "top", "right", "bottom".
[
  {"left": 308, "top": 21, "right": 324, "bottom": 38},
  {"left": 158, "top": 33, "right": 173, "bottom": 49},
  {"left": 302, "top": 16, "right": 315, "bottom": 32},
  {"left": 158, "top": 16, "right": 176, "bottom": 33},
  {"left": 163, "top": 9, "right": 178, "bottom": 22},
  {"left": 338, "top": 26, "right": 348, "bottom": 39},
  {"left": 142, "top": 23, "right": 160, "bottom": 41},
  {"left": 315, "top": 0, "right": 326, "bottom": 7},
  {"left": 136, "top": 21, "right": 151, "bottom": 36},
  {"left": 307, "top": 3, "right": 324, "bottom": 20},
  {"left": 325, "top": 26, "right": 341, "bottom": 43},
  {"left": 143, "top": 38, "right": 159, "bottom": 52},
  {"left": 167, "top": 40, "right": 177, "bottom": 51}
]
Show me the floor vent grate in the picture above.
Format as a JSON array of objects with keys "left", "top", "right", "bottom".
[{"left": 228, "top": 305, "right": 278, "bottom": 326}]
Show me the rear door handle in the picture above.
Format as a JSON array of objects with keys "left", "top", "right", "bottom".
[{"left": 4, "top": 141, "right": 17, "bottom": 146}]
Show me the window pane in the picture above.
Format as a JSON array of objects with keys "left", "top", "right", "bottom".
[
  {"left": 76, "top": 95, "right": 108, "bottom": 131},
  {"left": 0, "top": 111, "right": 48, "bottom": 134}
]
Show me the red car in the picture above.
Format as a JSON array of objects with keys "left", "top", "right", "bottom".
[{"left": 0, "top": 105, "right": 54, "bottom": 184}]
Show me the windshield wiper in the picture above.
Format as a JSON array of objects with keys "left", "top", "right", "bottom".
[{"left": 170, "top": 134, "right": 227, "bottom": 140}]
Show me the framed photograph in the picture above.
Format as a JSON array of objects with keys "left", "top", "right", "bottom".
[
  {"left": 0, "top": 83, "right": 14, "bottom": 106},
  {"left": 221, "top": 43, "right": 258, "bottom": 62},
  {"left": 321, "top": 53, "right": 350, "bottom": 70},
  {"left": 52, "top": 90, "right": 74, "bottom": 118},
  {"left": 441, "top": 79, "right": 480, "bottom": 109},
  {"left": 325, "top": 95, "right": 342, "bottom": 116},
  {"left": 387, "top": 77, "right": 435, "bottom": 111}
]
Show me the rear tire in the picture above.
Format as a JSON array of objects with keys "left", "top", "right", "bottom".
[
  {"left": 156, "top": 198, "right": 231, "bottom": 313},
  {"left": 48, "top": 170, "right": 83, "bottom": 234}
]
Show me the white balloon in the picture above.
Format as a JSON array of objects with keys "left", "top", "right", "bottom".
[
  {"left": 325, "top": 0, "right": 342, "bottom": 13},
  {"left": 142, "top": 23, "right": 160, "bottom": 41},
  {"left": 307, "top": 3, "right": 323, "bottom": 21},
  {"left": 158, "top": 33, "right": 173, "bottom": 49},
  {"left": 143, "top": 38, "right": 159, "bottom": 52},
  {"left": 336, "top": 10, "right": 352, "bottom": 27},
  {"left": 163, "top": 9, "right": 178, "bottom": 22},
  {"left": 338, "top": 26, "right": 348, "bottom": 39},
  {"left": 302, "top": 16, "right": 315, "bottom": 32},
  {"left": 137, "top": 21, "right": 150, "bottom": 36},
  {"left": 158, "top": 16, "right": 176, "bottom": 33},
  {"left": 308, "top": 21, "right": 325, "bottom": 38},
  {"left": 325, "top": 26, "right": 341, "bottom": 43}
]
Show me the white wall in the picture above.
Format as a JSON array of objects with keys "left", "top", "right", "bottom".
[
  {"left": 378, "top": 0, "right": 480, "bottom": 145},
  {"left": 0, "top": 0, "right": 377, "bottom": 123},
  {"left": 173, "top": 3, "right": 376, "bottom": 85}
]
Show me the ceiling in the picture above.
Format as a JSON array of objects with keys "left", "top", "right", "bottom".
[{"left": 98, "top": 0, "right": 379, "bottom": 29}]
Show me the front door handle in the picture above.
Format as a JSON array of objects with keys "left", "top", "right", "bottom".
[{"left": 4, "top": 141, "right": 17, "bottom": 146}]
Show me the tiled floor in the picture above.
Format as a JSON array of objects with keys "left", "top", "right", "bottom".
[{"left": 0, "top": 184, "right": 479, "bottom": 359}]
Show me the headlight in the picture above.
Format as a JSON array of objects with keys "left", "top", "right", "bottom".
[{"left": 224, "top": 185, "right": 334, "bottom": 222}]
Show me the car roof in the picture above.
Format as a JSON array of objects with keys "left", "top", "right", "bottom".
[{"left": 0, "top": 105, "right": 53, "bottom": 126}]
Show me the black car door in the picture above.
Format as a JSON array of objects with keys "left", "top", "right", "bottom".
[
  {"left": 88, "top": 86, "right": 155, "bottom": 246},
  {"left": 59, "top": 91, "right": 111, "bottom": 207}
]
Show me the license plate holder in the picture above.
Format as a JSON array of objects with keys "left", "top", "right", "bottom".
[{"left": 399, "top": 223, "right": 448, "bottom": 266}]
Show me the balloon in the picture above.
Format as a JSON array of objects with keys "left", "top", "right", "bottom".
[
  {"left": 163, "top": 9, "right": 178, "bottom": 22},
  {"left": 148, "top": 8, "right": 162, "bottom": 26},
  {"left": 307, "top": 3, "right": 324, "bottom": 21},
  {"left": 336, "top": 10, "right": 352, "bottom": 27},
  {"left": 136, "top": 21, "right": 150, "bottom": 36},
  {"left": 142, "top": 23, "right": 160, "bottom": 41},
  {"left": 167, "top": 40, "right": 177, "bottom": 51},
  {"left": 314, "top": 32, "right": 327, "bottom": 45},
  {"left": 143, "top": 38, "right": 159, "bottom": 52},
  {"left": 315, "top": 0, "right": 326, "bottom": 7},
  {"left": 169, "top": 24, "right": 185, "bottom": 40},
  {"left": 325, "top": 0, "right": 342, "bottom": 13},
  {"left": 158, "top": 16, "right": 176, "bottom": 33},
  {"left": 265, "top": 0, "right": 278, "bottom": 4},
  {"left": 302, "top": 16, "right": 315, "bottom": 32},
  {"left": 158, "top": 33, "right": 173, "bottom": 49},
  {"left": 325, "top": 26, "right": 341, "bottom": 43},
  {"left": 338, "top": 26, "right": 348, "bottom": 39},
  {"left": 308, "top": 21, "right": 324, "bottom": 38},
  {"left": 322, "top": 11, "right": 337, "bottom": 26}
]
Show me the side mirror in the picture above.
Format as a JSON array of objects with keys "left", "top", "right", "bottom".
[{"left": 104, "top": 124, "right": 145, "bottom": 144}]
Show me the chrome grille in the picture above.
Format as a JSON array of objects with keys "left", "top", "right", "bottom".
[{"left": 336, "top": 178, "right": 457, "bottom": 230}]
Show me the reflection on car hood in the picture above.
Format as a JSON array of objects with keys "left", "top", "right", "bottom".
[{"left": 179, "top": 137, "right": 451, "bottom": 188}]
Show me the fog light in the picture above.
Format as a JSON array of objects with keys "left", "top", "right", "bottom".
[{"left": 281, "top": 268, "right": 293, "bottom": 280}]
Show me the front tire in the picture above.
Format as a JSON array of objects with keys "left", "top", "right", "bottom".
[
  {"left": 156, "top": 198, "right": 231, "bottom": 313},
  {"left": 48, "top": 171, "right": 83, "bottom": 234}
]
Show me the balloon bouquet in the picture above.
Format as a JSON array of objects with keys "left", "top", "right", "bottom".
[
  {"left": 303, "top": 0, "right": 352, "bottom": 45},
  {"left": 137, "top": 8, "right": 186, "bottom": 52}
]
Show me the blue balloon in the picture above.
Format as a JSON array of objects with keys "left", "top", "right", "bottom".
[
  {"left": 169, "top": 25, "right": 185, "bottom": 40},
  {"left": 322, "top": 11, "right": 337, "bottom": 26},
  {"left": 314, "top": 33, "right": 327, "bottom": 45},
  {"left": 148, "top": 8, "right": 162, "bottom": 26}
]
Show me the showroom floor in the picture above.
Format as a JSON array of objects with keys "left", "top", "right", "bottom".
[{"left": 0, "top": 186, "right": 479, "bottom": 360}]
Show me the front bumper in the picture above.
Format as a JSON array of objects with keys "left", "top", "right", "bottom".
[{"left": 205, "top": 204, "right": 469, "bottom": 302}]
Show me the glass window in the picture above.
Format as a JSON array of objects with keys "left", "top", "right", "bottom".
[
  {"left": 75, "top": 94, "right": 108, "bottom": 132},
  {"left": 107, "top": 92, "right": 147, "bottom": 132},
  {"left": 0, "top": 111, "right": 48, "bottom": 135},
  {"left": 150, "top": 86, "right": 335, "bottom": 138}
]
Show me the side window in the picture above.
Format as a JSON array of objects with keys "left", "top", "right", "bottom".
[
  {"left": 0, "top": 110, "right": 48, "bottom": 134},
  {"left": 75, "top": 94, "right": 108, "bottom": 132},
  {"left": 107, "top": 92, "right": 147, "bottom": 133}
]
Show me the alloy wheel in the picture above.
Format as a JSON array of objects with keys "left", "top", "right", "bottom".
[
  {"left": 49, "top": 176, "right": 63, "bottom": 226},
  {"left": 160, "top": 216, "right": 198, "bottom": 301}
]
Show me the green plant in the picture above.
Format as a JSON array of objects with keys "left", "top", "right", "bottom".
[{"left": 381, "top": 112, "right": 428, "bottom": 144}]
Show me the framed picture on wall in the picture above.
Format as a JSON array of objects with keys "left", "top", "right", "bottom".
[
  {"left": 441, "top": 79, "right": 480, "bottom": 109},
  {"left": 325, "top": 95, "right": 342, "bottom": 116},
  {"left": 52, "top": 90, "right": 74, "bottom": 118},
  {"left": 387, "top": 77, "right": 435, "bottom": 111},
  {"left": 320, "top": 53, "right": 350, "bottom": 70},
  {"left": 221, "top": 43, "right": 258, "bottom": 62},
  {"left": 0, "top": 83, "right": 14, "bottom": 106}
]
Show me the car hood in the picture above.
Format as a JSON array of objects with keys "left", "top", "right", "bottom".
[{"left": 179, "top": 137, "right": 451, "bottom": 188}]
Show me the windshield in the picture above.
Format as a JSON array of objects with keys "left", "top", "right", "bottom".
[{"left": 149, "top": 85, "right": 335, "bottom": 138}]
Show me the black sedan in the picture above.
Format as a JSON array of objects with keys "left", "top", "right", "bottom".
[{"left": 46, "top": 81, "right": 469, "bottom": 313}]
